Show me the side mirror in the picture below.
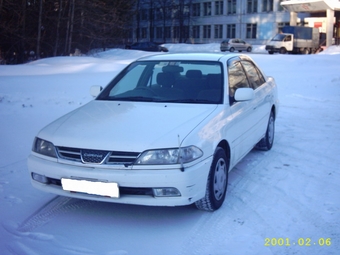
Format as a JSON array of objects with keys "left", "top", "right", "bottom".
[
  {"left": 234, "top": 88, "right": 254, "bottom": 102},
  {"left": 90, "top": 85, "right": 102, "bottom": 97}
]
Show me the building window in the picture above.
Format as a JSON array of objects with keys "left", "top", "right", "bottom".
[
  {"left": 227, "top": 0, "right": 236, "bottom": 14},
  {"left": 227, "top": 24, "right": 236, "bottom": 38},
  {"left": 247, "top": 0, "right": 258, "bottom": 13},
  {"left": 164, "top": 26, "right": 171, "bottom": 38},
  {"left": 203, "top": 25, "right": 211, "bottom": 38},
  {"left": 183, "top": 5, "right": 190, "bottom": 18},
  {"left": 214, "top": 25, "right": 223, "bottom": 38},
  {"left": 246, "top": 23, "right": 257, "bottom": 38},
  {"left": 182, "top": 26, "right": 189, "bottom": 39},
  {"left": 141, "top": 27, "right": 147, "bottom": 39},
  {"left": 193, "top": 25, "right": 200, "bottom": 39},
  {"left": 192, "top": 3, "right": 200, "bottom": 16},
  {"left": 203, "top": 2, "right": 211, "bottom": 16},
  {"left": 277, "top": 22, "right": 289, "bottom": 33},
  {"left": 156, "top": 27, "right": 162, "bottom": 39},
  {"left": 174, "top": 26, "right": 180, "bottom": 39},
  {"left": 155, "top": 8, "right": 162, "bottom": 20},
  {"left": 141, "top": 9, "right": 148, "bottom": 20},
  {"left": 262, "top": 0, "right": 273, "bottom": 12},
  {"left": 215, "top": 1, "right": 223, "bottom": 15}
]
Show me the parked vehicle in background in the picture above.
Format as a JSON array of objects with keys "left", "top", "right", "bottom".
[
  {"left": 265, "top": 26, "right": 321, "bottom": 54},
  {"left": 125, "top": 42, "right": 168, "bottom": 52},
  {"left": 27, "top": 53, "right": 278, "bottom": 212},
  {"left": 220, "top": 39, "right": 252, "bottom": 52}
]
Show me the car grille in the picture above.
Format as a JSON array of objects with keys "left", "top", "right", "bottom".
[{"left": 57, "top": 147, "right": 140, "bottom": 165}]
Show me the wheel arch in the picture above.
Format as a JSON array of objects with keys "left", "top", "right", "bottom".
[
  {"left": 271, "top": 105, "right": 277, "bottom": 120},
  {"left": 216, "top": 140, "right": 231, "bottom": 170}
]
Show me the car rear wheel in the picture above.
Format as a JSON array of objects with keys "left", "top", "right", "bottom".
[
  {"left": 256, "top": 111, "right": 275, "bottom": 151},
  {"left": 247, "top": 47, "right": 252, "bottom": 52},
  {"left": 301, "top": 48, "right": 309, "bottom": 54},
  {"left": 195, "top": 147, "right": 228, "bottom": 211}
]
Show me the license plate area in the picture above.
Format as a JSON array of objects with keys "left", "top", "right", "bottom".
[{"left": 61, "top": 178, "right": 119, "bottom": 198}]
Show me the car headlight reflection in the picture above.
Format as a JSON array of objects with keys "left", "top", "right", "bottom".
[
  {"left": 136, "top": 146, "right": 203, "bottom": 165},
  {"left": 33, "top": 137, "right": 57, "bottom": 158}
]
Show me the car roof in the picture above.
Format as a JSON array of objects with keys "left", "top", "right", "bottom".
[{"left": 136, "top": 52, "right": 247, "bottom": 62}]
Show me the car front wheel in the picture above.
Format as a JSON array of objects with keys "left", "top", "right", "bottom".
[
  {"left": 195, "top": 147, "right": 228, "bottom": 211},
  {"left": 229, "top": 47, "right": 235, "bottom": 52},
  {"left": 279, "top": 47, "right": 287, "bottom": 54},
  {"left": 256, "top": 111, "right": 275, "bottom": 150}
]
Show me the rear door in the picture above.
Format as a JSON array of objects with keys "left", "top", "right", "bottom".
[
  {"left": 226, "top": 57, "right": 258, "bottom": 165},
  {"left": 239, "top": 40, "right": 247, "bottom": 51},
  {"left": 232, "top": 39, "right": 240, "bottom": 51},
  {"left": 240, "top": 59, "right": 273, "bottom": 141}
]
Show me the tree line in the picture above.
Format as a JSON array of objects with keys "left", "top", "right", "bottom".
[{"left": 0, "top": 0, "right": 135, "bottom": 64}]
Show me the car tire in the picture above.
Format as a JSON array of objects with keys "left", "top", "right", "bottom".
[
  {"left": 301, "top": 48, "right": 309, "bottom": 54},
  {"left": 268, "top": 51, "right": 274, "bottom": 55},
  {"left": 229, "top": 47, "right": 235, "bottom": 52},
  {"left": 256, "top": 111, "right": 275, "bottom": 151},
  {"left": 279, "top": 47, "right": 287, "bottom": 54},
  {"left": 247, "top": 47, "right": 252, "bottom": 52},
  {"left": 195, "top": 147, "right": 228, "bottom": 211}
]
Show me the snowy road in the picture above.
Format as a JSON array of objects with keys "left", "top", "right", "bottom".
[{"left": 0, "top": 46, "right": 339, "bottom": 255}]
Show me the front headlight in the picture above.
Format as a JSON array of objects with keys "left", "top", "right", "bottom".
[
  {"left": 32, "top": 137, "right": 57, "bottom": 158},
  {"left": 136, "top": 146, "right": 203, "bottom": 165}
]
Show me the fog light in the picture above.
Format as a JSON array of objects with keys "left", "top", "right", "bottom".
[
  {"left": 32, "top": 173, "right": 49, "bottom": 184},
  {"left": 153, "top": 188, "right": 181, "bottom": 197}
]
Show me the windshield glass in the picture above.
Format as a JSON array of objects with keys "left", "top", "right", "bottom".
[
  {"left": 271, "top": 34, "right": 286, "bottom": 41},
  {"left": 97, "top": 60, "right": 224, "bottom": 104}
]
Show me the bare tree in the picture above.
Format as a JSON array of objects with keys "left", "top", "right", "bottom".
[
  {"left": 36, "top": 0, "right": 43, "bottom": 59},
  {"left": 0, "top": 0, "right": 136, "bottom": 63},
  {"left": 154, "top": 0, "right": 172, "bottom": 43}
]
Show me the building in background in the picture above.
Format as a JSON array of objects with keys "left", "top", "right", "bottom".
[{"left": 129, "top": 0, "right": 340, "bottom": 46}]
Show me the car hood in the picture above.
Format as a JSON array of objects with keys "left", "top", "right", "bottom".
[{"left": 38, "top": 100, "right": 218, "bottom": 152}]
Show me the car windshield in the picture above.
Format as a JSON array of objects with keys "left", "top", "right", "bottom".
[
  {"left": 97, "top": 60, "right": 224, "bottom": 104},
  {"left": 271, "top": 34, "right": 286, "bottom": 41}
]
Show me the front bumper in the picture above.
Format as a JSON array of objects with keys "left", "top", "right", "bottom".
[{"left": 27, "top": 154, "right": 212, "bottom": 207}]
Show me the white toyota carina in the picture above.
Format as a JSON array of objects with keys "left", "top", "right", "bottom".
[{"left": 28, "top": 53, "right": 278, "bottom": 211}]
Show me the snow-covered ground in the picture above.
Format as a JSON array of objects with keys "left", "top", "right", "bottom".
[{"left": 0, "top": 44, "right": 339, "bottom": 255}]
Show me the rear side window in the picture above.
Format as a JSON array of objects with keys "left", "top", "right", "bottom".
[{"left": 240, "top": 60, "right": 265, "bottom": 89}]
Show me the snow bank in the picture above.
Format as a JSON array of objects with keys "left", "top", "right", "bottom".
[{"left": 0, "top": 44, "right": 339, "bottom": 255}]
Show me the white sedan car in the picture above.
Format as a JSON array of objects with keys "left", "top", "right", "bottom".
[{"left": 28, "top": 53, "right": 278, "bottom": 211}]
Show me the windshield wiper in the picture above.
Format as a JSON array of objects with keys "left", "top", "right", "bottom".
[
  {"left": 162, "top": 99, "right": 217, "bottom": 104},
  {"left": 105, "top": 96, "right": 156, "bottom": 102}
]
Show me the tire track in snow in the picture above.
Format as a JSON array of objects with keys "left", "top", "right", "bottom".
[
  {"left": 179, "top": 183, "right": 278, "bottom": 255},
  {"left": 17, "top": 196, "right": 94, "bottom": 232},
  {"left": 180, "top": 149, "right": 340, "bottom": 255}
]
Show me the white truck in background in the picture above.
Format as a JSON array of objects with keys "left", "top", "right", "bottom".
[{"left": 265, "top": 26, "right": 321, "bottom": 54}]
